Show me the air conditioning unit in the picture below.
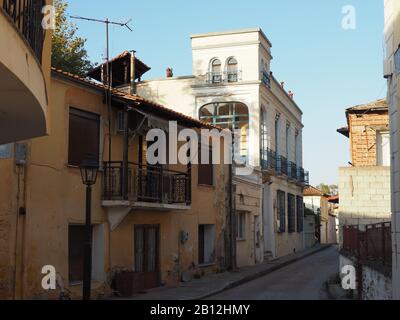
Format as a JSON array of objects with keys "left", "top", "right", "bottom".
[
  {"left": 384, "top": 58, "right": 393, "bottom": 79},
  {"left": 116, "top": 110, "right": 125, "bottom": 134}
]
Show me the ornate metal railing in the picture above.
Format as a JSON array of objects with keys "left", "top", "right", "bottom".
[
  {"left": 261, "top": 71, "right": 271, "bottom": 87},
  {"left": 103, "top": 161, "right": 191, "bottom": 205},
  {"left": 2, "top": 0, "right": 46, "bottom": 62},
  {"left": 261, "top": 149, "right": 309, "bottom": 185},
  {"left": 276, "top": 155, "right": 288, "bottom": 176},
  {"left": 261, "top": 148, "right": 276, "bottom": 171},
  {"left": 206, "top": 71, "right": 242, "bottom": 84},
  {"left": 288, "top": 162, "right": 298, "bottom": 180}
]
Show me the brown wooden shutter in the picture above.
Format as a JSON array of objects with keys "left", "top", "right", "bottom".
[
  {"left": 198, "top": 145, "right": 213, "bottom": 186},
  {"left": 68, "top": 108, "right": 100, "bottom": 166}
]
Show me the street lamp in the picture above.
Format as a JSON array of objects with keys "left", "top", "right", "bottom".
[{"left": 80, "top": 153, "right": 99, "bottom": 300}]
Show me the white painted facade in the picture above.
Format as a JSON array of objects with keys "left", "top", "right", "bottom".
[
  {"left": 384, "top": 0, "right": 400, "bottom": 299},
  {"left": 134, "top": 28, "right": 307, "bottom": 259}
]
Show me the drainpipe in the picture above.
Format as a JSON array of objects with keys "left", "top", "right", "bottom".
[
  {"left": 122, "top": 105, "right": 130, "bottom": 200},
  {"left": 228, "top": 132, "right": 237, "bottom": 270},
  {"left": 130, "top": 50, "right": 136, "bottom": 95}
]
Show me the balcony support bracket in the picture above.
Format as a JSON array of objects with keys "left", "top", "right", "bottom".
[{"left": 105, "top": 204, "right": 132, "bottom": 231}]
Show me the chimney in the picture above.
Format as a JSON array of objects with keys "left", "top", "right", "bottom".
[
  {"left": 288, "top": 91, "right": 294, "bottom": 99},
  {"left": 166, "top": 68, "right": 174, "bottom": 78},
  {"left": 130, "top": 50, "right": 136, "bottom": 95},
  {"left": 280, "top": 82, "right": 285, "bottom": 88}
]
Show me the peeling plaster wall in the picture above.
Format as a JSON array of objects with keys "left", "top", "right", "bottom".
[{"left": 362, "top": 265, "right": 392, "bottom": 300}]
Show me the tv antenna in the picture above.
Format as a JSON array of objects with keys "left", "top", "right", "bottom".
[{"left": 69, "top": 15, "right": 133, "bottom": 167}]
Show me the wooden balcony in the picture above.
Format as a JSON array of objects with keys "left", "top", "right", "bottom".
[{"left": 102, "top": 161, "right": 191, "bottom": 211}]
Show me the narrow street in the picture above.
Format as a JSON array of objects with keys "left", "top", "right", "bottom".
[{"left": 207, "top": 246, "right": 339, "bottom": 300}]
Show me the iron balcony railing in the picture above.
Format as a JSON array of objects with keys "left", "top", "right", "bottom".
[
  {"left": 261, "top": 148, "right": 309, "bottom": 185},
  {"left": 261, "top": 71, "right": 271, "bottom": 87},
  {"left": 103, "top": 161, "right": 191, "bottom": 205},
  {"left": 2, "top": 0, "right": 46, "bottom": 62},
  {"left": 206, "top": 71, "right": 242, "bottom": 84},
  {"left": 288, "top": 162, "right": 298, "bottom": 180},
  {"left": 276, "top": 155, "right": 288, "bottom": 176},
  {"left": 261, "top": 148, "right": 277, "bottom": 171}
]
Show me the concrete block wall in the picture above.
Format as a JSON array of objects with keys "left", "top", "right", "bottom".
[{"left": 338, "top": 167, "right": 391, "bottom": 242}]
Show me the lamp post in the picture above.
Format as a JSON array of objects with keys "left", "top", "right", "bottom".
[{"left": 80, "top": 154, "right": 99, "bottom": 300}]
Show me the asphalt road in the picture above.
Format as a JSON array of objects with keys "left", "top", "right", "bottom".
[{"left": 207, "top": 246, "right": 339, "bottom": 300}]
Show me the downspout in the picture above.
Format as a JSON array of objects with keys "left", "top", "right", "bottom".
[{"left": 228, "top": 132, "right": 237, "bottom": 270}]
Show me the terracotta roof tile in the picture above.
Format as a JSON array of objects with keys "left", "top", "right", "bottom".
[{"left": 51, "top": 67, "right": 218, "bottom": 130}]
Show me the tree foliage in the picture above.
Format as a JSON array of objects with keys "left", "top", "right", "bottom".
[
  {"left": 51, "top": 0, "right": 93, "bottom": 76},
  {"left": 317, "top": 183, "right": 338, "bottom": 196}
]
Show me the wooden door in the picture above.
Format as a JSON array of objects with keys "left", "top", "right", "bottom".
[{"left": 134, "top": 225, "right": 160, "bottom": 292}]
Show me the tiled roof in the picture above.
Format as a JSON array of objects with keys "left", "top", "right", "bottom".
[
  {"left": 87, "top": 51, "right": 151, "bottom": 81},
  {"left": 327, "top": 195, "right": 339, "bottom": 203},
  {"left": 51, "top": 67, "right": 217, "bottom": 130},
  {"left": 346, "top": 99, "right": 388, "bottom": 112},
  {"left": 304, "top": 186, "right": 326, "bottom": 197}
]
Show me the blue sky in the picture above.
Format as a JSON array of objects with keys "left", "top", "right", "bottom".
[{"left": 67, "top": 0, "right": 386, "bottom": 186}]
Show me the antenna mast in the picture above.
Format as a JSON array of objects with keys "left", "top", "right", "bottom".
[{"left": 70, "top": 15, "right": 132, "bottom": 167}]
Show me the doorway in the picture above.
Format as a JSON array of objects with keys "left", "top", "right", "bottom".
[{"left": 134, "top": 225, "right": 160, "bottom": 291}]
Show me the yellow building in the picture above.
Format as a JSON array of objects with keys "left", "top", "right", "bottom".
[
  {"left": 0, "top": 0, "right": 52, "bottom": 144},
  {"left": 384, "top": 0, "right": 400, "bottom": 300},
  {"left": 0, "top": 66, "right": 230, "bottom": 299},
  {"left": 0, "top": 0, "right": 52, "bottom": 299}
]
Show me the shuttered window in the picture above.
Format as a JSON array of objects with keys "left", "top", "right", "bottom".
[
  {"left": 277, "top": 190, "right": 286, "bottom": 233},
  {"left": 297, "top": 196, "right": 304, "bottom": 232},
  {"left": 288, "top": 193, "right": 296, "bottom": 233},
  {"left": 68, "top": 108, "right": 100, "bottom": 166},
  {"left": 198, "top": 145, "right": 213, "bottom": 186}
]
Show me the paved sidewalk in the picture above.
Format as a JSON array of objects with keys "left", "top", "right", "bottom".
[{"left": 113, "top": 244, "right": 332, "bottom": 300}]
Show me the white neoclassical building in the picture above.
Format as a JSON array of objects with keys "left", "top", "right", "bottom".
[{"left": 120, "top": 28, "right": 308, "bottom": 259}]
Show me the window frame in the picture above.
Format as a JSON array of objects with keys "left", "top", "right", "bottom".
[
  {"left": 198, "top": 144, "right": 214, "bottom": 186},
  {"left": 199, "top": 102, "right": 250, "bottom": 163},
  {"left": 376, "top": 131, "right": 390, "bottom": 166},
  {"left": 288, "top": 193, "right": 296, "bottom": 233},
  {"left": 277, "top": 190, "right": 286, "bottom": 233},
  {"left": 68, "top": 107, "right": 100, "bottom": 167},
  {"left": 198, "top": 224, "right": 216, "bottom": 265},
  {"left": 237, "top": 211, "right": 247, "bottom": 241},
  {"left": 296, "top": 196, "right": 304, "bottom": 233},
  {"left": 226, "top": 57, "right": 238, "bottom": 83}
]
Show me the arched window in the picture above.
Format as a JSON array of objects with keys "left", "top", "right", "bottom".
[
  {"left": 227, "top": 58, "right": 238, "bottom": 82},
  {"left": 199, "top": 102, "right": 249, "bottom": 161},
  {"left": 210, "top": 59, "right": 222, "bottom": 84}
]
